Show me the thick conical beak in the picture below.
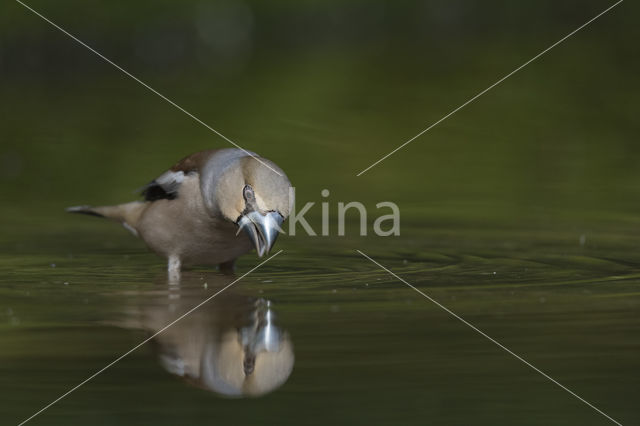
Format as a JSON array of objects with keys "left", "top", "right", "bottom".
[{"left": 237, "top": 211, "right": 284, "bottom": 257}]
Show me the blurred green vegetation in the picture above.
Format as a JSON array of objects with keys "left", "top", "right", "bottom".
[{"left": 1, "top": 0, "right": 638, "bottom": 225}]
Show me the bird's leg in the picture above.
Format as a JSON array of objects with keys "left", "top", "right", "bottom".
[
  {"left": 218, "top": 259, "right": 236, "bottom": 275},
  {"left": 168, "top": 255, "right": 182, "bottom": 284}
]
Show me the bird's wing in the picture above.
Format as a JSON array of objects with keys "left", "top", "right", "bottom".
[{"left": 140, "top": 150, "right": 219, "bottom": 201}]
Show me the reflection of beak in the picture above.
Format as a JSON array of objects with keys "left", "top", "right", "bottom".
[
  {"left": 237, "top": 211, "right": 284, "bottom": 257},
  {"left": 243, "top": 353, "right": 256, "bottom": 376}
]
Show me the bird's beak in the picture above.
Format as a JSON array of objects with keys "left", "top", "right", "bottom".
[{"left": 237, "top": 211, "right": 284, "bottom": 257}]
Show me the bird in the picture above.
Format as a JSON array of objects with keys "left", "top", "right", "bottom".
[{"left": 67, "top": 148, "right": 291, "bottom": 276}]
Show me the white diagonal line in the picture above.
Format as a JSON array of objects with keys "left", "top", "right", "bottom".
[
  {"left": 15, "top": 0, "right": 283, "bottom": 177},
  {"left": 356, "top": 249, "right": 623, "bottom": 426},
  {"left": 356, "top": 0, "right": 623, "bottom": 176},
  {"left": 17, "top": 250, "right": 283, "bottom": 426}
]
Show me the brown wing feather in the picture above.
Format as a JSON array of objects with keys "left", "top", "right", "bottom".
[
  {"left": 170, "top": 149, "right": 219, "bottom": 173},
  {"left": 142, "top": 150, "right": 219, "bottom": 201}
]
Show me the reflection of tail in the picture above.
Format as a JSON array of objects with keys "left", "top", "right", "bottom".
[{"left": 66, "top": 201, "right": 146, "bottom": 236}]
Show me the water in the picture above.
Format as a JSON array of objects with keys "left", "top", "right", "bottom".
[
  {"left": 2, "top": 1, "right": 640, "bottom": 425},
  {"left": 2, "top": 221, "right": 639, "bottom": 425}
]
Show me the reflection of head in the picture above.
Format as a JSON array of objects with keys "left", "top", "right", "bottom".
[{"left": 200, "top": 329, "right": 294, "bottom": 397}]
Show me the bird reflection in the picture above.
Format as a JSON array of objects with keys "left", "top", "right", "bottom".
[{"left": 119, "top": 274, "right": 294, "bottom": 397}]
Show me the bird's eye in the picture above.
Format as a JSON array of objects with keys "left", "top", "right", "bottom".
[{"left": 243, "top": 184, "right": 255, "bottom": 202}]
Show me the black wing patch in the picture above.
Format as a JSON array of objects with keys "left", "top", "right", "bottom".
[
  {"left": 141, "top": 182, "right": 177, "bottom": 201},
  {"left": 140, "top": 170, "right": 185, "bottom": 201}
]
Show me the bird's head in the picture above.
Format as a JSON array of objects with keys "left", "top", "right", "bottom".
[{"left": 204, "top": 154, "right": 291, "bottom": 257}]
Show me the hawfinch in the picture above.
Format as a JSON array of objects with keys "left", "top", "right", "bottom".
[{"left": 67, "top": 148, "right": 291, "bottom": 274}]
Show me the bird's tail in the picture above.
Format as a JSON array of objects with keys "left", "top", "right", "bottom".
[
  {"left": 66, "top": 202, "right": 146, "bottom": 235},
  {"left": 66, "top": 205, "right": 106, "bottom": 218}
]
